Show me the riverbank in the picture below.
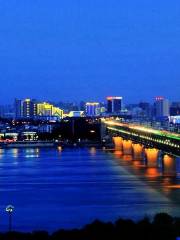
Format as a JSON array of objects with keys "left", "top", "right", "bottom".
[
  {"left": 0, "top": 140, "right": 114, "bottom": 149},
  {"left": 0, "top": 141, "right": 56, "bottom": 148},
  {"left": 1, "top": 213, "right": 179, "bottom": 240}
]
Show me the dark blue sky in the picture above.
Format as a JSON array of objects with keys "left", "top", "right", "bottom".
[{"left": 0, "top": 0, "right": 180, "bottom": 104}]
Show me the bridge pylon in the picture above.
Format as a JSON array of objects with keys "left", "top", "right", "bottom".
[
  {"left": 113, "top": 137, "right": 123, "bottom": 151},
  {"left": 132, "top": 143, "right": 143, "bottom": 160},
  {"left": 162, "top": 154, "right": 176, "bottom": 177},
  {"left": 122, "top": 140, "right": 133, "bottom": 155},
  {"left": 145, "top": 148, "right": 159, "bottom": 167}
]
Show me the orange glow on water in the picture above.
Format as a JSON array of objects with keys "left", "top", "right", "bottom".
[
  {"left": 114, "top": 150, "right": 123, "bottom": 156},
  {"left": 132, "top": 160, "right": 145, "bottom": 168},
  {"left": 122, "top": 155, "right": 133, "bottom": 161},
  {"left": 166, "top": 185, "right": 180, "bottom": 189},
  {"left": 145, "top": 167, "right": 160, "bottom": 177},
  {"left": 113, "top": 150, "right": 123, "bottom": 160}
]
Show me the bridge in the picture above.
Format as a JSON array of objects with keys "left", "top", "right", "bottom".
[{"left": 102, "top": 119, "right": 180, "bottom": 177}]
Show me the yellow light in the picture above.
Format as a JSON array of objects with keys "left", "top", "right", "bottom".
[{"left": 58, "top": 146, "right": 62, "bottom": 152}]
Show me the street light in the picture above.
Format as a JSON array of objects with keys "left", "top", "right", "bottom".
[{"left": 6, "top": 205, "right": 14, "bottom": 232}]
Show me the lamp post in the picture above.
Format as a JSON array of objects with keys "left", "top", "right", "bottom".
[{"left": 6, "top": 205, "right": 14, "bottom": 232}]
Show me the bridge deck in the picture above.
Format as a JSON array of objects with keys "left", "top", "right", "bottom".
[{"left": 104, "top": 120, "right": 180, "bottom": 156}]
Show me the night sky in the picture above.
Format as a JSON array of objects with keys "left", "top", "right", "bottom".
[{"left": 0, "top": 0, "right": 180, "bottom": 104}]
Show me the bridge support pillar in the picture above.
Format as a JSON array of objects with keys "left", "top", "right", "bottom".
[
  {"left": 145, "top": 148, "right": 159, "bottom": 167},
  {"left": 132, "top": 143, "right": 143, "bottom": 160},
  {"left": 113, "top": 137, "right": 123, "bottom": 150},
  {"left": 122, "top": 140, "right": 133, "bottom": 155},
  {"left": 162, "top": 154, "right": 176, "bottom": 177}
]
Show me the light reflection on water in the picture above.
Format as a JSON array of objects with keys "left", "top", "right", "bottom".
[
  {"left": 89, "top": 147, "right": 97, "bottom": 156},
  {"left": 112, "top": 150, "right": 180, "bottom": 197},
  {"left": 0, "top": 147, "right": 180, "bottom": 232}
]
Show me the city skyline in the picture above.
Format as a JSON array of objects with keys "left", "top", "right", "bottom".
[
  {"left": 1, "top": 95, "right": 180, "bottom": 106},
  {"left": 0, "top": 0, "right": 180, "bottom": 104},
  {"left": 0, "top": 95, "right": 179, "bottom": 120}
]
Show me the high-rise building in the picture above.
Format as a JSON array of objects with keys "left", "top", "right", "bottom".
[
  {"left": 107, "top": 97, "right": 122, "bottom": 113},
  {"left": 79, "top": 101, "right": 86, "bottom": 111},
  {"left": 139, "top": 102, "right": 152, "bottom": 118},
  {"left": 85, "top": 102, "right": 100, "bottom": 116},
  {"left": 15, "top": 99, "right": 23, "bottom": 119},
  {"left": 15, "top": 98, "right": 37, "bottom": 119},
  {"left": 0, "top": 104, "right": 15, "bottom": 118},
  {"left": 154, "top": 97, "right": 170, "bottom": 118},
  {"left": 170, "top": 102, "right": 180, "bottom": 116},
  {"left": 22, "top": 99, "right": 37, "bottom": 118}
]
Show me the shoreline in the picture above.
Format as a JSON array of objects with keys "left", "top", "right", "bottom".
[
  {"left": 0, "top": 213, "right": 179, "bottom": 239},
  {"left": 0, "top": 141, "right": 114, "bottom": 149}
]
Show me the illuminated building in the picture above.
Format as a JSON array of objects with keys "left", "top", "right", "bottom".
[
  {"left": 23, "top": 99, "right": 37, "bottom": 118},
  {"left": 85, "top": 102, "right": 100, "bottom": 116},
  {"left": 154, "top": 97, "right": 169, "bottom": 118},
  {"left": 20, "top": 131, "right": 38, "bottom": 141},
  {"left": 15, "top": 98, "right": 37, "bottom": 119},
  {"left": 68, "top": 111, "right": 84, "bottom": 117},
  {"left": 100, "top": 107, "right": 106, "bottom": 114},
  {"left": 37, "top": 102, "right": 63, "bottom": 119},
  {"left": 169, "top": 116, "right": 180, "bottom": 124},
  {"left": 107, "top": 96, "right": 122, "bottom": 113},
  {"left": 0, "top": 133, "right": 18, "bottom": 141}
]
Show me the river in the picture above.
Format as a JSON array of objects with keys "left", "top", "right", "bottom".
[{"left": 0, "top": 147, "right": 180, "bottom": 232}]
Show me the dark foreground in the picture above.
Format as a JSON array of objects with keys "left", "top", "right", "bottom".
[{"left": 1, "top": 213, "right": 180, "bottom": 240}]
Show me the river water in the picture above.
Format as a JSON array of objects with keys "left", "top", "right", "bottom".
[{"left": 0, "top": 147, "right": 180, "bottom": 232}]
